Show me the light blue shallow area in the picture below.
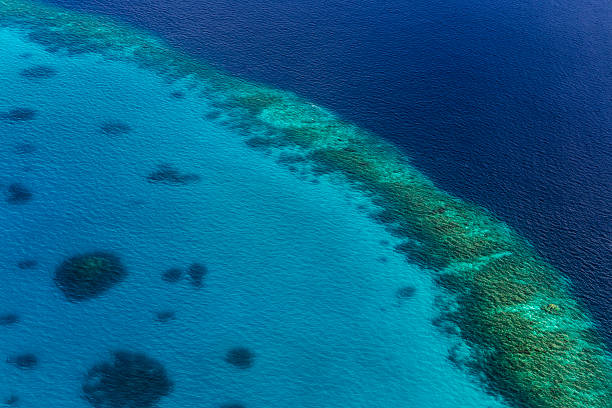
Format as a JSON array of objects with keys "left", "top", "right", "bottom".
[{"left": 0, "top": 28, "right": 506, "bottom": 408}]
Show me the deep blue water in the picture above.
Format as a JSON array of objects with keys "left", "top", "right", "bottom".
[{"left": 42, "top": 0, "right": 612, "bottom": 343}]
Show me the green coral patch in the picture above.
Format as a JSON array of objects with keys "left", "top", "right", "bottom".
[{"left": 54, "top": 252, "right": 127, "bottom": 301}]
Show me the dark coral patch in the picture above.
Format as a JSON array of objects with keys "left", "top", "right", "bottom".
[
  {"left": 225, "top": 347, "right": 254, "bottom": 369},
  {"left": 82, "top": 351, "right": 173, "bottom": 408},
  {"left": 17, "top": 259, "right": 38, "bottom": 269},
  {"left": 54, "top": 252, "right": 127, "bottom": 301},
  {"left": 0, "top": 314, "right": 19, "bottom": 326},
  {"left": 19, "top": 65, "right": 57, "bottom": 79},
  {"left": 6, "top": 183, "right": 32, "bottom": 204},
  {"left": 245, "top": 136, "right": 287, "bottom": 149},
  {"left": 147, "top": 164, "right": 200, "bottom": 185},
  {"left": 161, "top": 268, "right": 182, "bottom": 283},
  {"left": 187, "top": 263, "right": 207, "bottom": 288},
  {"left": 154, "top": 310, "right": 176, "bottom": 323},
  {"left": 170, "top": 91, "right": 185, "bottom": 99},
  {"left": 376, "top": 256, "right": 388, "bottom": 263},
  {"left": 220, "top": 404, "right": 245, "bottom": 408},
  {"left": 396, "top": 286, "right": 416, "bottom": 299},
  {"left": 204, "top": 111, "right": 221, "bottom": 121},
  {"left": 100, "top": 121, "right": 132, "bottom": 136},
  {"left": 7, "top": 353, "right": 38, "bottom": 369},
  {"left": 1, "top": 108, "right": 37, "bottom": 122},
  {"left": 14, "top": 143, "right": 36, "bottom": 154},
  {"left": 4, "top": 395, "right": 19, "bottom": 405}
]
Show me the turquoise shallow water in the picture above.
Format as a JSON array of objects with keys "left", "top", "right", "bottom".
[{"left": 0, "top": 27, "right": 508, "bottom": 407}]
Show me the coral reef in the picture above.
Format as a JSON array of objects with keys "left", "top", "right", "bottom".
[
  {"left": 204, "top": 110, "right": 221, "bottom": 120},
  {"left": 146, "top": 164, "right": 200, "bottom": 185},
  {"left": 17, "top": 259, "right": 37, "bottom": 269},
  {"left": 6, "top": 183, "right": 32, "bottom": 204},
  {"left": 4, "top": 395, "right": 19, "bottom": 405},
  {"left": 154, "top": 310, "right": 175, "bottom": 323},
  {"left": 187, "top": 263, "right": 206, "bottom": 288},
  {"left": 225, "top": 347, "right": 254, "bottom": 369},
  {"left": 161, "top": 268, "right": 182, "bottom": 283},
  {"left": 0, "top": 313, "right": 19, "bottom": 326},
  {"left": 6, "top": 353, "right": 37, "bottom": 369},
  {"left": 54, "top": 252, "right": 127, "bottom": 301},
  {"left": 0, "top": 1, "right": 610, "bottom": 406},
  {"left": 0, "top": 107, "right": 37, "bottom": 122},
  {"left": 395, "top": 286, "right": 416, "bottom": 299},
  {"left": 100, "top": 121, "right": 131, "bottom": 136},
  {"left": 19, "top": 64, "right": 56, "bottom": 78},
  {"left": 14, "top": 142, "right": 36, "bottom": 154},
  {"left": 170, "top": 90, "right": 184, "bottom": 99},
  {"left": 82, "top": 351, "right": 173, "bottom": 408}
]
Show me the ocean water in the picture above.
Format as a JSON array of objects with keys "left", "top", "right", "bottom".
[
  {"left": 41, "top": 0, "right": 612, "bottom": 345},
  {"left": 1, "top": 1, "right": 611, "bottom": 408},
  {"left": 0, "top": 27, "right": 507, "bottom": 407}
]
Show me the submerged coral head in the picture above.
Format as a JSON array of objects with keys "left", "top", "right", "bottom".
[
  {"left": 82, "top": 351, "right": 173, "bottom": 408},
  {"left": 100, "top": 121, "right": 132, "bottom": 136},
  {"left": 19, "top": 64, "right": 57, "bottom": 79},
  {"left": 0, "top": 313, "right": 19, "bottom": 326},
  {"left": 161, "top": 267, "right": 182, "bottom": 283},
  {"left": 154, "top": 310, "right": 176, "bottom": 323},
  {"left": 14, "top": 142, "right": 36, "bottom": 154},
  {"left": 187, "top": 263, "right": 207, "bottom": 287},
  {"left": 17, "top": 259, "right": 38, "bottom": 269},
  {"left": 54, "top": 252, "right": 127, "bottom": 301},
  {"left": 146, "top": 164, "right": 200, "bottom": 185},
  {"left": 395, "top": 286, "right": 416, "bottom": 299},
  {"left": 225, "top": 347, "right": 254, "bottom": 369},
  {"left": 7, "top": 353, "right": 38, "bottom": 369},
  {"left": 6, "top": 183, "right": 32, "bottom": 204},
  {"left": 1, "top": 107, "right": 37, "bottom": 122}
]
